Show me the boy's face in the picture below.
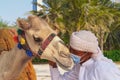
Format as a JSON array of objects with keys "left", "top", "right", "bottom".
[{"left": 69, "top": 46, "right": 93, "bottom": 64}]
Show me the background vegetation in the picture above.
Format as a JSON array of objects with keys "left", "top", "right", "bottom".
[
  {"left": 30, "top": 0, "right": 120, "bottom": 63},
  {"left": 104, "top": 50, "right": 120, "bottom": 61},
  {"left": 0, "top": 18, "right": 8, "bottom": 28},
  {"left": 31, "top": 0, "right": 120, "bottom": 51}
]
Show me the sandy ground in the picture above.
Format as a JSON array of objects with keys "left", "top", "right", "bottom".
[
  {"left": 33, "top": 64, "right": 51, "bottom": 80},
  {"left": 33, "top": 64, "right": 66, "bottom": 80},
  {"left": 33, "top": 63, "right": 120, "bottom": 80}
]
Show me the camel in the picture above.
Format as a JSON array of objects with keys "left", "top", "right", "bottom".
[
  {"left": 27, "top": 15, "right": 74, "bottom": 70},
  {"left": 0, "top": 29, "right": 36, "bottom": 80},
  {"left": 0, "top": 15, "right": 74, "bottom": 80}
]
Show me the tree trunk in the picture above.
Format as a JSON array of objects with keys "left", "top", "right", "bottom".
[{"left": 99, "top": 28, "right": 104, "bottom": 52}]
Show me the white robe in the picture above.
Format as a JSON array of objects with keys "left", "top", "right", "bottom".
[{"left": 50, "top": 55, "right": 120, "bottom": 80}]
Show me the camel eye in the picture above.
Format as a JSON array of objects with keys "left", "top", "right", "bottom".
[{"left": 33, "top": 35, "right": 43, "bottom": 43}]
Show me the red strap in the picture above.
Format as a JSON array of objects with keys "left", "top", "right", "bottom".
[{"left": 41, "top": 33, "right": 56, "bottom": 50}]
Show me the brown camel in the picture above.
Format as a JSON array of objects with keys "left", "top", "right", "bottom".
[
  {"left": 0, "top": 29, "right": 36, "bottom": 80},
  {"left": 0, "top": 15, "right": 74, "bottom": 80}
]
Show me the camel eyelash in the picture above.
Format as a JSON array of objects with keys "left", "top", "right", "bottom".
[{"left": 33, "top": 35, "right": 43, "bottom": 43}]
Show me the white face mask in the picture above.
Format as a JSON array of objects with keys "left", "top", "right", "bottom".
[{"left": 70, "top": 53, "right": 81, "bottom": 64}]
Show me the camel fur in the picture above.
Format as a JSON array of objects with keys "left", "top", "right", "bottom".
[{"left": 0, "top": 15, "right": 74, "bottom": 80}]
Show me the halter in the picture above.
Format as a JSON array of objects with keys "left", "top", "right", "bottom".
[
  {"left": 14, "top": 29, "right": 56, "bottom": 57},
  {"left": 38, "top": 33, "right": 56, "bottom": 55}
]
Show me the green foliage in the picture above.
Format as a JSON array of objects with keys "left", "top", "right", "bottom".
[
  {"left": 0, "top": 18, "right": 8, "bottom": 28},
  {"left": 31, "top": 0, "right": 120, "bottom": 50},
  {"left": 32, "top": 57, "right": 48, "bottom": 64},
  {"left": 59, "top": 31, "right": 70, "bottom": 45},
  {"left": 104, "top": 50, "right": 120, "bottom": 61}
]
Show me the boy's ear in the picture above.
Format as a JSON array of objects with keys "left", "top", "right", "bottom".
[{"left": 17, "top": 19, "right": 31, "bottom": 30}]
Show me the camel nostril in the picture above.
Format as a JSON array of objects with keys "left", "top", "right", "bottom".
[{"left": 59, "top": 51, "right": 69, "bottom": 58}]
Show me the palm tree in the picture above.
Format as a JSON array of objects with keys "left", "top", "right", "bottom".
[
  {"left": 31, "top": 0, "right": 120, "bottom": 51},
  {"left": 104, "top": 9, "right": 120, "bottom": 50}
]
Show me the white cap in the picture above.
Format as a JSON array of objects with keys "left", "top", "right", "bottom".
[{"left": 70, "top": 30, "right": 98, "bottom": 54}]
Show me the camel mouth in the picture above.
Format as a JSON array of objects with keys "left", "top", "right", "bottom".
[
  {"left": 53, "top": 57, "right": 74, "bottom": 70},
  {"left": 40, "top": 36, "right": 75, "bottom": 70}
]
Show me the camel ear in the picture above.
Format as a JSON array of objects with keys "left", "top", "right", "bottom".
[
  {"left": 17, "top": 19, "right": 31, "bottom": 30},
  {"left": 28, "top": 15, "right": 38, "bottom": 20}
]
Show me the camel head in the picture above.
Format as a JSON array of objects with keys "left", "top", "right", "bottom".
[
  {"left": 17, "top": 16, "right": 45, "bottom": 57},
  {"left": 17, "top": 15, "right": 74, "bottom": 70}
]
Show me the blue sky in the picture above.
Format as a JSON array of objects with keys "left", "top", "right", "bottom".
[{"left": 0, "top": 0, "right": 33, "bottom": 25}]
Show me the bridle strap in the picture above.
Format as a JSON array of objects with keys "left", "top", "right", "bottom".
[
  {"left": 38, "top": 33, "right": 56, "bottom": 55},
  {"left": 19, "top": 31, "right": 36, "bottom": 56},
  {"left": 17, "top": 29, "right": 56, "bottom": 57}
]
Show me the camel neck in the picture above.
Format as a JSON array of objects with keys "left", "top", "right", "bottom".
[{"left": 0, "top": 46, "right": 31, "bottom": 80}]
